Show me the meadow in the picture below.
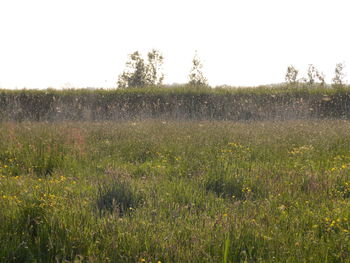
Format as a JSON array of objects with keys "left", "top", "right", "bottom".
[{"left": 1, "top": 120, "right": 350, "bottom": 262}]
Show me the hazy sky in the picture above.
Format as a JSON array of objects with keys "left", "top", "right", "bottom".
[{"left": 0, "top": 0, "right": 349, "bottom": 89}]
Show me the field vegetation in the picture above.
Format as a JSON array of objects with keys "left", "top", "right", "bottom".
[
  {"left": 1, "top": 120, "right": 350, "bottom": 262},
  {"left": 1, "top": 84, "right": 350, "bottom": 122}
]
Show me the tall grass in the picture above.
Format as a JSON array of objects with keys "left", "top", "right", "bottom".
[
  {"left": 1, "top": 120, "right": 350, "bottom": 262},
  {"left": 2, "top": 84, "right": 350, "bottom": 121}
]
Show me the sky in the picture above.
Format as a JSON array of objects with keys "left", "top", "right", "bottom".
[{"left": 0, "top": 0, "right": 349, "bottom": 89}]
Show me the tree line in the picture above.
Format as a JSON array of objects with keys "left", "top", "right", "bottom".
[
  {"left": 117, "top": 49, "right": 347, "bottom": 89},
  {"left": 285, "top": 63, "right": 346, "bottom": 88},
  {"left": 117, "top": 50, "right": 208, "bottom": 89}
]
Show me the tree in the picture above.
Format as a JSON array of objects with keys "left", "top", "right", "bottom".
[
  {"left": 285, "top": 65, "right": 299, "bottom": 84},
  {"left": 117, "top": 49, "right": 164, "bottom": 89},
  {"left": 146, "top": 49, "right": 164, "bottom": 86},
  {"left": 306, "top": 64, "right": 325, "bottom": 85},
  {"left": 332, "top": 63, "right": 346, "bottom": 88},
  {"left": 188, "top": 52, "right": 208, "bottom": 86}
]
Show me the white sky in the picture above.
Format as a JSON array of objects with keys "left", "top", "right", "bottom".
[{"left": 0, "top": 0, "right": 349, "bottom": 89}]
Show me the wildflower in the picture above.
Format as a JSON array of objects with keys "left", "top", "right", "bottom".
[
  {"left": 278, "top": 205, "right": 286, "bottom": 211},
  {"left": 242, "top": 187, "right": 252, "bottom": 193}
]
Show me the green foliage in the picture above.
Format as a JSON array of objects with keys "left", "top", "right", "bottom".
[
  {"left": 285, "top": 65, "right": 299, "bottom": 84},
  {"left": 188, "top": 51, "right": 208, "bottom": 86},
  {"left": 117, "top": 50, "right": 164, "bottom": 89},
  {"left": 146, "top": 49, "right": 165, "bottom": 86},
  {"left": 332, "top": 62, "right": 346, "bottom": 88},
  {"left": 307, "top": 64, "right": 325, "bottom": 85}
]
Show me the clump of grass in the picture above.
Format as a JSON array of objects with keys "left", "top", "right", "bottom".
[
  {"left": 203, "top": 144, "right": 267, "bottom": 200},
  {"left": 203, "top": 171, "right": 267, "bottom": 200},
  {"left": 97, "top": 176, "right": 143, "bottom": 216},
  {"left": 204, "top": 171, "right": 246, "bottom": 200}
]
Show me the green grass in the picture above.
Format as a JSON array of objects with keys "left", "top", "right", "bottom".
[{"left": 1, "top": 120, "right": 350, "bottom": 262}]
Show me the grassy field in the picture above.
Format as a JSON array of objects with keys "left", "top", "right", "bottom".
[{"left": 1, "top": 120, "right": 350, "bottom": 262}]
